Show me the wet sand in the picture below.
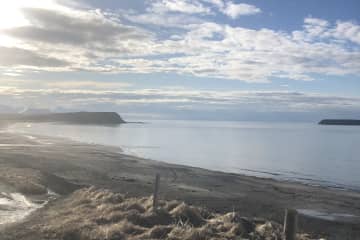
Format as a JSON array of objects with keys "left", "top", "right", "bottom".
[{"left": 0, "top": 131, "right": 359, "bottom": 239}]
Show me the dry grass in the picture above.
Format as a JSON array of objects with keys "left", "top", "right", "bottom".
[{"left": 32, "top": 187, "right": 322, "bottom": 240}]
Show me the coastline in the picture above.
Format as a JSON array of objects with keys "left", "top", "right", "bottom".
[
  {"left": 6, "top": 121, "right": 360, "bottom": 194},
  {"left": 0, "top": 130, "right": 360, "bottom": 239}
]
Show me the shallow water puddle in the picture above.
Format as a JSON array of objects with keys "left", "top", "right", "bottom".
[
  {"left": 298, "top": 209, "right": 360, "bottom": 223},
  {"left": 0, "top": 192, "right": 43, "bottom": 225}
]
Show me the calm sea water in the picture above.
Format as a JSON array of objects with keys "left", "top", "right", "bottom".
[{"left": 8, "top": 120, "right": 360, "bottom": 191}]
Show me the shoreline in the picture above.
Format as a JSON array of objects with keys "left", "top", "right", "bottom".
[
  {"left": 5, "top": 122, "right": 360, "bottom": 194},
  {"left": 0, "top": 130, "right": 360, "bottom": 238}
]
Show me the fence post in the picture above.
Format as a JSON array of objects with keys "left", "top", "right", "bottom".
[
  {"left": 153, "top": 173, "right": 160, "bottom": 211},
  {"left": 284, "top": 208, "right": 298, "bottom": 240}
]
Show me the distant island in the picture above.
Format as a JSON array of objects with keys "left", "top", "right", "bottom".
[
  {"left": 0, "top": 112, "right": 126, "bottom": 125},
  {"left": 319, "top": 119, "right": 360, "bottom": 125}
]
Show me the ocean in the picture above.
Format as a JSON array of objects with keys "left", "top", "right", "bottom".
[{"left": 8, "top": 120, "right": 360, "bottom": 191}]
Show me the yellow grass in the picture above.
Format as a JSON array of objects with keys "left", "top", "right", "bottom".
[{"left": 35, "top": 187, "right": 319, "bottom": 240}]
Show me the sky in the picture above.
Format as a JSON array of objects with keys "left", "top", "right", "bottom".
[{"left": 0, "top": 0, "right": 359, "bottom": 121}]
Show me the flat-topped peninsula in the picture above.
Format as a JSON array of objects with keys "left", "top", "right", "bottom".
[
  {"left": 0, "top": 112, "right": 125, "bottom": 125},
  {"left": 319, "top": 119, "right": 360, "bottom": 125}
]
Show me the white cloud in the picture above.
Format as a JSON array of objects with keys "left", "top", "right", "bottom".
[
  {"left": 304, "top": 17, "right": 329, "bottom": 27},
  {"left": 148, "top": 0, "right": 211, "bottom": 14},
  {"left": 0, "top": 5, "right": 154, "bottom": 71},
  {"left": 141, "top": 0, "right": 261, "bottom": 20},
  {"left": 0, "top": 2, "right": 359, "bottom": 83},
  {"left": 0, "top": 46, "right": 68, "bottom": 67},
  {"left": 200, "top": 0, "right": 261, "bottom": 18},
  {"left": 1, "top": 86, "right": 359, "bottom": 116},
  {"left": 44, "top": 80, "right": 132, "bottom": 90},
  {"left": 109, "top": 20, "right": 360, "bottom": 82},
  {"left": 123, "top": 10, "right": 203, "bottom": 28},
  {"left": 333, "top": 21, "right": 360, "bottom": 45},
  {"left": 221, "top": 2, "right": 261, "bottom": 19},
  {"left": 301, "top": 17, "right": 360, "bottom": 45},
  {"left": 303, "top": 17, "right": 329, "bottom": 39},
  {"left": 2, "top": 72, "right": 23, "bottom": 77},
  {"left": 4, "top": 7, "right": 151, "bottom": 46},
  {"left": 203, "top": 0, "right": 225, "bottom": 9}
]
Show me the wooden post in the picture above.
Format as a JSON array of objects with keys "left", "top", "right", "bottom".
[
  {"left": 284, "top": 208, "right": 298, "bottom": 240},
  {"left": 153, "top": 173, "right": 160, "bottom": 211}
]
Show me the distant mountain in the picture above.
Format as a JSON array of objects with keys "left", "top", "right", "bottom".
[
  {"left": 0, "top": 112, "right": 126, "bottom": 125},
  {"left": 319, "top": 119, "right": 360, "bottom": 125}
]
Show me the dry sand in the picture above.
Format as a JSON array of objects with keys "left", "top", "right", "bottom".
[{"left": 0, "top": 131, "right": 359, "bottom": 239}]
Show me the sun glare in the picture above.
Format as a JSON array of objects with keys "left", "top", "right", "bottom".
[
  {"left": 0, "top": 2, "right": 29, "bottom": 29},
  {"left": 0, "top": 0, "right": 68, "bottom": 30},
  {"left": 0, "top": 0, "right": 69, "bottom": 47}
]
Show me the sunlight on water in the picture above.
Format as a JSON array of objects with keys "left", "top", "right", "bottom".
[{"left": 0, "top": 192, "right": 42, "bottom": 225}]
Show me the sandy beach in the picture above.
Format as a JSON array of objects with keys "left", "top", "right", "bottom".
[{"left": 0, "top": 131, "right": 359, "bottom": 239}]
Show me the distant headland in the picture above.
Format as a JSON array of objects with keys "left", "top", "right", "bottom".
[
  {"left": 0, "top": 112, "right": 126, "bottom": 125},
  {"left": 319, "top": 119, "right": 360, "bottom": 125}
]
